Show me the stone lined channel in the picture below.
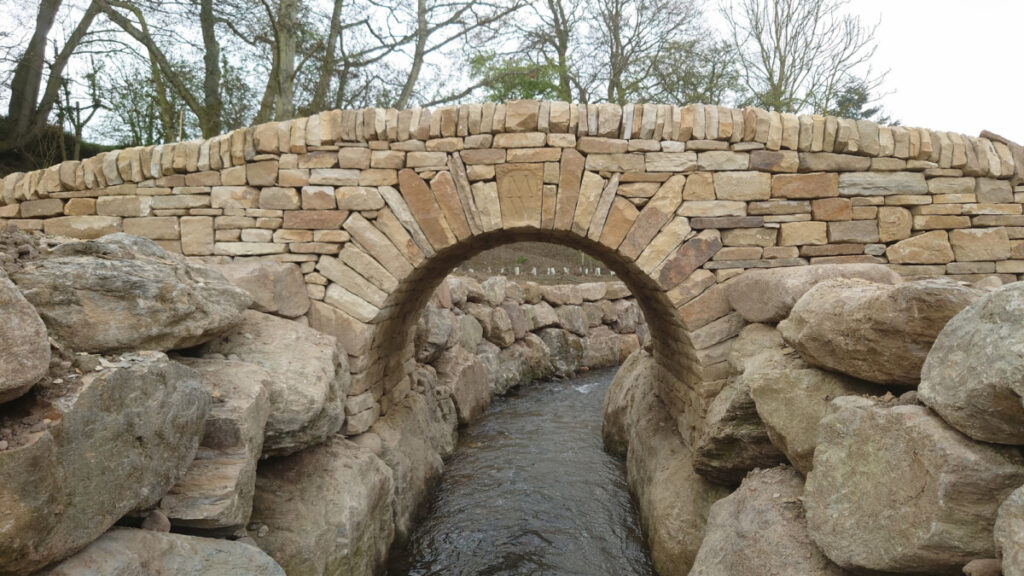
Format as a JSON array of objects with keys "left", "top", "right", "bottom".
[{"left": 386, "top": 367, "right": 654, "bottom": 576}]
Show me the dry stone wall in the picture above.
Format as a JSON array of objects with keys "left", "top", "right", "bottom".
[{"left": 4, "top": 99, "right": 1024, "bottom": 447}]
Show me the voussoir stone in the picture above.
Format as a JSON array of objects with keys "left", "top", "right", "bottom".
[
  {"left": 10, "top": 233, "right": 251, "bottom": 353},
  {"left": 0, "top": 353, "right": 208, "bottom": 575},
  {"left": 804, "top": 396, "right": 1024, "bottom": 574},
  {"left": 200, "top": 310, "right": 348, "bottom": 456},
  {"left": 726, "top": 263, "right": 901, "bottom": 323},
  {"left": 918, "top": 282, "right": 1024, "bottom": 444},
  {"left": 690, "top": 466, "right": 848, "bottom": 576},
  {"left": 0, "top": 273, "right": 49, "bottom": 403},
  {"left": 40, "top": 528, "right": 285, "bottom": 576},
  {"left": 780, "top": 278, "right": 982, "bottom": 386},
  {"left": 250, "top": 436, "right": 395, "bottom": 576},
  {"left": 208, "top": 260, "right": 310, "bottom": 318}
]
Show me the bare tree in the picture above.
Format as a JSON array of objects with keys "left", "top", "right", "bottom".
[
  {"left": 520, "top": 0, "right": 587, "bottom": 101},
  {"left": 722, "top": 0, "right": 884, "bottom": 114}
]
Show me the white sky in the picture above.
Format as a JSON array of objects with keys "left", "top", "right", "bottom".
[{"left": 844, "top": 0, "right": 1024, "bottom": 142}]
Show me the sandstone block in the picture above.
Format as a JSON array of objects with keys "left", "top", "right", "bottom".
[
  {"left": 713, "top": 171, "right": 770, "bottom": 201},
  {"left": 778, "top": 221, "right": 826, "bottom": 246},
  {"left": 949, "top": 227, "right": 1011, "bottom": 261},
  {"left": 886, "top": 230, "right": 954, "bottom": 264},
  {"left": 771, "top": 173, "right": 838, "bottom": 199}
]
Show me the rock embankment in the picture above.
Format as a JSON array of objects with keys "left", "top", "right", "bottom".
[
  {"left": 0, "top": 228, "right": 646, "bottom": 576},
  {"left": 608, "top": 263, "right": 1024, "bottom": 576}
]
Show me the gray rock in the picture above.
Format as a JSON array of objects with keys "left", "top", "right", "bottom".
[
  {"left": 486, "top": 307, "right": 516, "bottom": 347},
  {"left": 455, "top": 313, "right": 483, "bottom": 352},
  {"left": 805, "top": 397, "right": 1024, "bottom": 574},
  {"left": 0, "top": 353, "right": 208, "bottom": 575},
  {"left": 556, "top": 305, "right": 588, "bottom": 337},
  {"left": 540, "top": 284, "right": 582, "bottom": 306},
  {"left": 726, "top": 323, "right": 785, "bottom": 376},
  {"left": 435, "top": 346, "right": 491, "bottom": 424},
  {"left": 612, "top": 299, "right": 641, "bottom": 334},
  {"left": 209, "top": 260, "right": 310, "bottom": 318},
  {"left": 500, "top": 301, "right": 528, "bottom": 340},
  {"left": 582, "top": 325, "right": 622, "bottom": 369},
  {"left": 602, "top": 348, "right": 655, "bottom": 456},
  {"left": 10, "top": 233, "right": 250, "bottom": 353},
  {"left": 201, "top": 310, "right": 348, "bottom": 456},
  {"left": 415, "top": 306, "right": 454, "bottom": 363},
  {"left": 530, "top": 301, "right": 559, "bottom": 329},
  {"left": 582, "top": 301, "right": 605, "bottom": 327},
  {"left": 162, "top": 357, "right": 271, "bottom": 531},
  {"left": 727, "top": 263, "right": 901, "bottom": 323},
  {"left": 250, "top": 436, "right": 394, "bottom": 576},
  {"left": 0, "top": 273, "right": 49, "bottom": 403},
  {"left": 693, "top": 376, "right": 786, "bottom": 486},
  {"left": 780, "top": 278, "right": 981, "bottom": 386},
  {"left": 536, "top": 327, "right": 583, "bottom": 378},
  {"left": 490, "top": 334, "right": 552, "bottom": 394},
  {"left": 996, "top": 485, "right": 1024, "bottom": 576},
  {"left": 446, "top": 276, "right": 469, "bottom": 306},
  {"left": 40, "top": 528, "right": 285, "bottom": 575},
  {"left": 481, "top": 276, "right": 506, "bottom": 306},
  {"left": 690, "top": 466, "right": 848, "bottom": 576},
  {"left": 919, "top": 282, "right": 1024, "bottom": 444}
]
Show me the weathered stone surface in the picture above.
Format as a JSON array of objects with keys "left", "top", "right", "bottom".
[
  {"left": 201, "top": 310, "right": 348, "bottom": 456},
  {"left": 0, "top": 353, "right": 208, "bottom": 575},
  {"left": 162, "top": 357, "right": 271, "bottom": 530},
  {"left": 772, "top": 172, "right": 838, "bottom": 198},
  {"left": 11, "top": 234, "right": 250, "bottom": 353},
  {"left": 780, "top": 278, "right": 981, "bottom": 386},
  {"left": 536, "top": 327, "right": 582, "bottom": 378},
  {"left": 690, "top": 466, "right": 847, "bottom": 576},
  {"left": 693, "top": 376, "right": 786, "bottom": 486},
  {"left": 435, "top": 345, "right": 490, "bottom": 424},
  {"left": 919, "top": 283, "right": 1024, "bottom": 444},
  {"left": 602, "top": 348, "right": 654, "bottom": 456},
  {"left": 626, "top": 360, "right": 730, "bottom": 575},
  {"left": 209, "top": 260, "right": 310, "bottom": 318},
  {"left": 40, "top": 529, "right": 285, "bottom": 576},
  {"left": 878, "top": 206, "right": 912, "bottom": 242},
  {"left": 726, "top": 263, "right": 900, "bottom": 323},
  {"left": 839, "top": 171, "right": 927, "bottom": 196},
  {"left": 0, "top": 273, "right": 49, "bottom": 403},
  {"left": 250, "top": 436, "right": 394, "bottom": 576},
  {"left": 540, "top": 284, "right": 582, "bottom": 306},
  {"left": 556, "top": 304, "right": 588, "bottom": 337},
  {"left": 414, "top": 306, "right": 454, "bottom": 363},
  {"left": 996, "top": 486, "right": 1024, "bottom": 576},
  {"left": 949, "top": 227, "right": 1011, "bottom": 262},
  {"left": 886, "top": 230, "right": 955, "bottom": 264},
  {"left": 805, "top": 397, "right": 1024, "bottom": 574}
]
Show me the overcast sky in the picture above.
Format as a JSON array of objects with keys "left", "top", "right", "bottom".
[{"left": 842, "top": 0, "right": 1024, "bottom": 142}]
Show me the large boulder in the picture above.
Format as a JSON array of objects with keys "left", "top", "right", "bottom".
[
  {"left": 0, "top": 353, "right": 208, "bottom": 575},
  {"left": 996, "top": 485, "right": 1024, "bottom": 576},
  {"left": 414, "top": 306, "right": 454, "bottom": 363},
  {"left": 727, "top": 263, "right": 901, "bottom": 323},
  {"left": 200, "top": 310, "right": 348, "bottom": 457},
  {"left": 482, "top": 333, "right": 552, "bottom": 395},
  {"left": 208, "top": 260, "right": 310, "bottom": 318},
  {"left": 627, "top": 360, "right": 730, "bottom": 575},
  {"left": 746, "top": 348, "right": 880, "bottom": 473},
  {"left": 690, "top": 466, "right": 848, "bottom": 576},
  {"left": 536, "top": 328, "right": 583, "bottom": 378},
  {"left": 40, "top": 528, "right": 285, "bottom": 575},
  {"left": 779, "top": 278, "right": 982, "bottom": 386},
  {"left": 726, "top": 323, "right": 785, "bottom": 376},
  {"left": 370, "top": 391, "right": 447, "bottom": 542},
  {"left": 804, "top": 396, "right": 1024, "bottom": 574},
  {"left": 161, "top": 357, "right": 271, "bottom": 531},
  {"left": 250, "top": 436, "right": 395, "bottom": 576},
  {"left": 919, "top": 282, "right": 1024, "bottom": 444},
  {"left": 582, "top": 325, "right": 622, "bottom": 369},
  {"left": 0, "top": 273, "right": 49, "bottom": 403},
  {"left": 434, "top": 345, "right": 491, "bottom": 425},
  {"left": 10, "top": 233, "right": 250, "bottom": 353},
  {"left": 693, "top": 376, "right": 786, "bottom": 486},
  {"left": 602, "top": 348, "right": 655, "bottom": 456}
]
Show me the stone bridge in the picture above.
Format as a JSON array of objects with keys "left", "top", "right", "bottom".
[{"left": 3, "top": 100, "right": 1023, "bottom": 442}]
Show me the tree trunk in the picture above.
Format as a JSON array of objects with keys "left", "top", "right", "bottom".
[
  {"left": 309, "top": 0, "right": 344, "bottom": 113},
  {"left": 199, "top": 0, "right": 222, "bottom": 136},
  {"left": 7, "top": 0, "right": 62, "bottom": 139},
  {"left": 394, "top": 0, "right": 428, "bottom": 110},
  {"left": 274, "top": 0, "right": 298, "bottom": 120}
]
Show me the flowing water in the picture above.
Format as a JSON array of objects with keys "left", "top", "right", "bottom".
[{"left": 386, "top": 367, "right": 654, "bottom": 576}]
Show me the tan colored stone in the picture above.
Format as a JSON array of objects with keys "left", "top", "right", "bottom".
[
  {"left": 585, "top": 153, "right": 645, "bottom": 172},
  {"left": 96, "top": 196, "right": 152, "bottom": 217},
  {"left": 877, "top": 206, "right": 912, "bottom": 242},
  {"left": 123, "top": 217, "right": 179, "bottom": 240},
  {"left": 570, "top": 172, "right": 606, "bottom": 235},
  {"left": 337, "top": 147, "right": 371, "bottom": 169},
  {"left": 779, "top": 221, "right": 826, "bottom": 246},
  {"left": 493, "top": 132, "right": 546, "bottom": 148},
  {"left": 714, "top": 172, "right": 770, "bottom": 201},
  {"left": 63, "top": 198, "right": 95, "bottom": 216},
  {"left": 43, "top": 216, "right": 121, "bottom": 239},
  {"left": 599, "top": 197, "right": 639, "bottom": 250},
  {"left": 886, "top": 230, "right": 954, "bottom": 264},
  {"left": 428, "top": 171, "right": 472, "bottom": 240},
  {"left": 505, "top": 100, "right": 540, "bottom": 132},
  {"left": 827, "top": 220, "right": 879, "bottom": 244},
  {"left": 656, "top": 230, "right": 722, "bottom": 290},
  {"left": 619, "top": 175, "right": 685, "bottom": 260},
  {"left": 772, "top": 173, "right": 838, "bottom": 199},
  {"left": 646, "top": 152, "right": 697, "bottom": 172},
  {"left": 301, "top": 186, "right": 336, "bottom": 210},
  {"left": 180, "top": 216, "right": 214, "bottom": 255},
  {"left": 335, "top": 187, "right": 384, "bottom": 211},
  {"left": 811, "top": 198, "right": 851, "bottom": 221},
  {"left": 949, "top": 228, "right": 1011, "bottom": 261},
  {"left": 586, "top": 174, "right": 620, "bottom": 240},
  {"left": 20, "top": 198, "right": 64, "bottom": 218},
  {"left": 282, "top": 210, "right": 348, "bottom": 230},
  {"left": 749, "top": 150, "right": 799, "bottom": 173},
  {"left": 553, "top": 148, "right": 585, "bottom": 230},
  {"left": 679, "top": 201, "right": 746, "bottom": 218},
  {"left": 698, "top": 151, "right": 749, "bottom": 171},
  {"left": 684, "top": 173, "right": 715, "bottom": 201},
  {"left": 471, "top": 181, "right": 502, "bottom": 232},
  {"left": 397, "top": 169, "right": 456, "bottom": 250},
  {"left": 246, "top": 160, "right": 278, "bottom": 186},
  {"left": 577, "top": 137, "right": 628, "bottom": 154},
  {"left": 496, "top": 163, "right": 544, "bottom": 229}
]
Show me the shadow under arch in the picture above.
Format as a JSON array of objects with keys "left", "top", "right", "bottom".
[{"left": 367, "top": 225, "right": 701, "bottom": 427}]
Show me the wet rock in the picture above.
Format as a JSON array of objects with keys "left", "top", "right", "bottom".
[
  {"left": 161, "top": 357, "right": 271, "bottom": 531},
  {"left": 727, "top": 263, "right": 901, "bottom": 323},
  {"left": 919, "top": 282, "right": 1024, "bottom": 444},
  {"left": 996, "top": 485, "right": 1024, "bottom": 576},
  {"left": 0, "top": 273, "right": 49, "bottom": 403},
  {"left": 779, "top": 278, "right": 981, "bottom": 386},
  {"left": 209, "top": 260, "right": 309, "bottom": 318},
  {"left": 201, "top": 310, "right": 348, "bottom": 457},
  {"left": 10, "top": 233, "right": 250, "bottom": 353},
  {"left": 690, "top": 466, "right": 848, "bottom": 576},
  {"left": 0, "top": 353, "right": 208, "bottom": 575},
  {"left": 40, "top": 528, "right": 285, "bottom": 575},
  {"left": 536, "top": 327, "right": 583, "bottom": 378},
  {"left": 804, "top": 396, "right": 1024, "bottom": 574},
  {"left": 250, "top": 436, "right": 394, "bottom": 576},
  {"left": 693, "top": 376, "right": 786, "bottom": 486}
]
